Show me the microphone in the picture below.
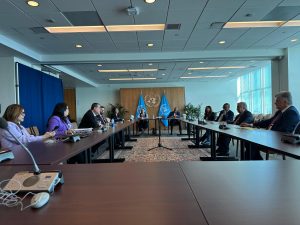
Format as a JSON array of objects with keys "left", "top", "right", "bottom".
[
  {"left": 0, "top": 117, "right": 64, "bottom": 193},
  {"left": 0, "top": 117, "right": 40, "bottom": 174}
]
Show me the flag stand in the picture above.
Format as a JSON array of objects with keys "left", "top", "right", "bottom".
[{"left": 148, "top": 117, "right": 172, "bottom": 151}]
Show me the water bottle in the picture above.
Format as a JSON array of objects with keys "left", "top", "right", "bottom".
[{"left": 111, "top": 118, "right": 115, "bottom": 128}]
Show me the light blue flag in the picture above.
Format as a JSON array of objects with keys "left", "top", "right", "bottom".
[
  {"left": 158, "top": 95, "right": 171, "bottom": 127},
  {"left": 135, "top": 95, "right": 147, "bottom": 119}
]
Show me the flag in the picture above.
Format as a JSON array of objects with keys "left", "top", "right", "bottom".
[
  {"left": 158, "top": 95, "right": 171, "bottom": 127},
  {"left": 135, "top": 95, "right": 147, "bottom": 119}
]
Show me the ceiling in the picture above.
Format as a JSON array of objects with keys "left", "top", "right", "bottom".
[{"left": 0, "top": 0, "right": 300, "bottom": 87}]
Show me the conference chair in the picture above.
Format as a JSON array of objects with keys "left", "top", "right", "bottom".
[{"left": 26, "top": 126, "right": 39, "bottom": 136}]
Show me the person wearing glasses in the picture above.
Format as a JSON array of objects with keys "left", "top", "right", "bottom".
[{"left": 0, "top": 104, "right": 55, "bottom": 148}]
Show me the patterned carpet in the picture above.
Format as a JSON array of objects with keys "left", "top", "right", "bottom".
[{"left": 119, "top": 136, "right": 211, "bottom": 162}]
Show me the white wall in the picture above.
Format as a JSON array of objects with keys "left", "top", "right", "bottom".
[
  {"left": 76, "top": 79, "right": 238, "bottom": 121},
  {"left": 0, "top": 57, "right": 16, "bottom": 116}
]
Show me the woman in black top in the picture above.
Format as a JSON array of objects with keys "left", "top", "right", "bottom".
[{"left": 200, "top": 106, "right": 215, "bottom": 145}]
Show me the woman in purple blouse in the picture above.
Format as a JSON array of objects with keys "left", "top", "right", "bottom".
[
  {"left": 0, "top": 104, "right": 55, "bottom": 148},
  {"left": 47, "top": 102, "right": 75, "bottom": 137}
]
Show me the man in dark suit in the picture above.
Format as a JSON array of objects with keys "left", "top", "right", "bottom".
[
  {"left": 217, "top": 102, "right": 253, "bottom": 156},
  {"left": 79, "top": 103, "right": 102, "bottom": 129},
  {"left": 241, "top": 91, "right": 300, "bottom": 160},
  {"left": 168, "top": 107, "right": 182, "bottom": 135},
  {"left": 216, "top": 103, "right": 234, "bottom": 123}
]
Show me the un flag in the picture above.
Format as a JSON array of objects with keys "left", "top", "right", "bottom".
[{"left": 158, "top": 95, "right": 171, "bottom": 127}]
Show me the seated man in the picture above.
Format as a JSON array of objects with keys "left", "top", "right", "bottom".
[
  {"left": 168, "top": 107, "right": 182, "bottom": 135},
  {"left": 98, "top": 106, "right": 109, "bottom": 126},
  {"left": 241, "top": 91, "right": 300, "bottom": 160},
  {"left": 79, "top": 103, "right": 102, "bottom": 129},
  {"left": 78, "top": 103, "right": 103, "bottom": 156},
  {"left": 216, "top": 103, "right": 235, "bottom": 156},
  {"left": 138, "top": 108, "right": 148, "bottom": 132}
]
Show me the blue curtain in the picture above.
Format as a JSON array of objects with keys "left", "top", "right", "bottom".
[{"left": 18, "top": 64, "right": 63, "bottom": 133}]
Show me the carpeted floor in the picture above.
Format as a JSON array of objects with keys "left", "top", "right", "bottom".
[{"left": 119, "top": 136, "right": 211, "bottom": 162}]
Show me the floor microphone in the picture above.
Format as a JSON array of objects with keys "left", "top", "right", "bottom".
[{"left": 0, "top": 117, "right": 64, "bottom": 193}]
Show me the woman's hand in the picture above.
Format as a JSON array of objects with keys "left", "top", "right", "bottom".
[
  {"left": 65, "top": 129, "right": 75, "bottom": 135},
  {"left": 240, "top": 122, "right": 253, "bottom": 127},
  {"left": 43, "top": 131, "right": 56, "bottom": 139}
]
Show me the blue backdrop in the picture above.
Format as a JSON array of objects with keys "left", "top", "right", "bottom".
[{"left": 18, "top": 64, "right": 63, "bottom": 133}]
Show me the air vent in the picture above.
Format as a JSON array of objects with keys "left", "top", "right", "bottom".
[
  {"left": 30, "top": 27, "right": 49, "bottom": 34},
  {"left": 210, "top": 22, "right": 225, "bottom": 29},
  {"left": 165, "top": 24, "right": 181, "bottom": 30},
  {"left": 63, "top": 11, "right": 103, "bottom": 26}
]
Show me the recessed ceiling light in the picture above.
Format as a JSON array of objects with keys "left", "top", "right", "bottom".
[
  {"left": 145, "top": 0, "right": 156, "bottom": 3},
  {"left": 224, "top": 21, "right": 284, "bottom": 28},
  {"left": 109, "top": 77, "right": 157, "bottom": 81},
  {"left": 45, "top": 26, "right": 106, "bottom": 33},
  {"left": 188, "top": 72, "right": 192, "bottom": 75},
  {"left": 107, "top": 24, "right": 165, "bottom": 32},
  {"left": 148, "top": 63, "right": 153, "bottom": 66},
  {"left": 291, "top": 38, "right": 298, "bottom": 42},
  {"left": 147, "top": 43, "right": 154, "bottom": 47},
  {"left": 162, "top": 73, "right": 166, "bottom": 76},
  {"left": 27, "top": 1, "right": 39, "bottom": 7},
  {"left": 97, "top": 64, "right": 102, "bottom": 67},
  {"left": 218, "top": 40, "right": 226, "bottom": 44},
  {"left": 199, "top": 61, "right": 204, "bottom": 64},
  {"left": 75, "top": 44, "right": 82, "bottom": 48}
]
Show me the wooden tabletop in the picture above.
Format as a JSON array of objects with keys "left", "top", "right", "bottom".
[
  {"left": 2, "top": 121, "right": 134, "bottom": 165},
  {"left": 181, "top": 119, "right": 300, "bottom": 159},
  {"left": 0, "top": 163, "right": 208, "bottom": 225},
  {"left": 180, "top": 161, "right": 300, "bottom": 225}
]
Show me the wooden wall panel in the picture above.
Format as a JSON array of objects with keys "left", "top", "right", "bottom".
[
  {"left": 120, "top": 87, "right": 185, "bottom": 128},
  {"left": 64, "top": 88, "right": 77, "bottom": 122}
]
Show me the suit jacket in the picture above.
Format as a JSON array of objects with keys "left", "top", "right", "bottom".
[
  {"left": 79, "top": 110, "right": 100, "bottom": 129},
  {"left": 254, "top": 106, "right": 300, "bottom": 132},
  {"left": 216, "top": 110, "right": 234, "bottom": 123},
  {"left": 233, "top": 110, "right": 253, "bottom": 125}
]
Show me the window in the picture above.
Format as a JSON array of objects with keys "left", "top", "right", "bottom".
[{"left": 237, "top": 63, "right": 272, "bottom": 114}]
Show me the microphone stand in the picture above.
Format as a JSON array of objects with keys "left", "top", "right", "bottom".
[{"left": 148, "top": 117, "right": 172, "bottom": 151}]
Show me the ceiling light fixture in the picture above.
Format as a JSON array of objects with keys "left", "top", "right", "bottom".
[
  {"left": 180, "top": 75, "right": 228, "bottom": 79},
  {"left": 282, "top": 20, "right": 300, "bottom": 27},
  {"left": 98, "top": 69, "right": 158, "bottom": 73},
  {"left": 45, "top": 26, "right": 106, "bottom": 33},
  {"left": 218, "top": 40, "right": 226, "bottom": 44},
  {"left": 148, "top": 63, "right": 153, "bottom": 66},
  {"left": 224, "top": 21, "right": 285, "bottom": 28},
  {"left": 199, "top": 61, "right": 204, "bottom": 64},
  {"left": 27, "top": 1, "right": 39, "bottom": 7},
  {"left": 75, "top": 44, "right": 82, "bottom": 48},
  {"left": 147, "top": 43, "right": 154, "bottom": 47},
  {"left": 162, "top": 73, "right": 166, "bottom": 76},
  {"left": 97, "top": 64, "right": 102, "bottom": 67},
  {"left": 188, "top": 66, "right": 247, "bottom": 70},
  {"left": 106, "top": 24, "right": 165, "bottom": 32},
  {"left": 145, "top": 0, "right": 156, "bottom": 3},
  {"left": 109, "top": 77, "right": 157, "bottom": 81},
  {"left": 291, "top": 38, "right": 298, "bottom": 42}
]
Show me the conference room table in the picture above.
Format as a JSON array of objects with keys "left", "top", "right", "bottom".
[
  {"left": 1, "top": 161, "right": 300, "bottom": 225},
  {"left": 180, "top": 119, "right": 300, "bottom": 160},
  {"left": 1, "top": 121, "right": 135, "bottom": 165}
]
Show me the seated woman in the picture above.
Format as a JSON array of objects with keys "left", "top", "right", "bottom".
[
  {"left": 112, "top": 108, "right": 123, "bottom": 122},
  {"left": 199, "top": 106, "right": 216, "bottom": 146},
  {"left": 0, "top": 104, "right": 55, "bottom": 148},
  {"left": 47, "top": 102, "right": 75, "bottom": 137},
  {"left": 138, "top": 108, "right": 148, "bottom": 132}
]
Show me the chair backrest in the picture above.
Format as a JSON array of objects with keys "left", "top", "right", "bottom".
[
  {"left": 27, "top": 126, "right": 40, "bottom": 136},
  {"left": 71, "top": 122, "right": 78, "bottom": 129}
]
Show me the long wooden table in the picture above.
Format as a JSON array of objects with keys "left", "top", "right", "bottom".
[
  {"left": 181, "top": 119, "right": 300, "bottom": 160},
  {"left": 0, "top": 163, "right": 208, "bottom": 225},
  {"left": 1, "top": 161, "right": 300, "bottom": 225},
  {"left": 2, "top": 121, "right": 135, "bottom": 165}
]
